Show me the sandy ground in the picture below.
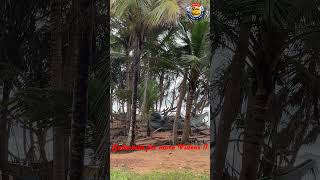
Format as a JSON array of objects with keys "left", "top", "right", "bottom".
[
  {"left": 111, "top": 147, "right": 210, "bottom": 174},
  {"left": 110, "top": 126, "right": 210, "bottom": 174}
]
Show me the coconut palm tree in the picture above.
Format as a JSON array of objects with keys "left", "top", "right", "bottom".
[
  {"left": 210, "top": 0, "right": 320, "bottom": 179},
  {"left": 111, "top": 0, "right": 182, "bottom": 145},
  {"left": 69, "top": 0, "right": 95, "bottom": 178},
  {"left": 238, "top": 0, "right": 320, "bottom": 179},
  {"left": 173, "top": 72, "right": 187, "bottom": 144},
  {"left": 0, "top": 1, "right": 49, "bottom": 178},
  {"left": 50, "top": 0, "right": 65, "bottom": 179},
  {"left": 212, "top": 19, "right": 251, "bottom": 180},
  {"left": 176, "top": 20, "right": 210, "bottom": 143},
  {"left": 110, "top": 17, "right": 132, "bottom": 134}
]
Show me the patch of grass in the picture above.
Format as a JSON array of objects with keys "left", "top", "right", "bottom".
[{"left": 111, "top": 169, "right": 209, "bottom": 180}]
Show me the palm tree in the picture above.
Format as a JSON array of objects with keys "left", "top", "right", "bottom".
[
  {"left": 213, "top": 20, "right": 251, "bottom": 180},
  {"left": 172, "top": 72, "right": 187, "bottom": 144},
  {"left": 179, "top": 20, "right": 210, "bottom": 143},
  {"left": 110, "top": 17, "right": 132, "bottom": 134},
  {"left": 211, "top": 1, "right": 319, "bottom": 179},
  {"left": 0, "top": 80, "right": 11, "bottom": 180},
  {"left": 232, "top": 1, "right": 320, "bottom": 179},
  {"left": 0, "top": 1, "right": 48, "bottom": 178},
  {"left": 50, "top": 0, "right": 65, "bottom": 179},
  {"left": 69, "top": 0, "right": 93, "bottom": 178},
  {"left": 210, "top": 0, "right": 320, "bottom": 179},
  {"left": 111, "top": 0, "right": 182, "bottom": 145},
  {"left": 140, "top": 58, "right": 150, "bottom": 130}
]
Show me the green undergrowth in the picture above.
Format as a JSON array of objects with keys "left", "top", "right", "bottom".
[{"left": 111, "top": 169, "right": 209, "bottom": 180}]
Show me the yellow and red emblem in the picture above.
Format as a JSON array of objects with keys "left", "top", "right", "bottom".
[{"left": 186, "top": 2, "right": 205, "bottom": 20}]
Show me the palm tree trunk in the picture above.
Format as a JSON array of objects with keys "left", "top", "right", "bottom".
[
  {"left": 69, "top": 47, "right": 90, "bottom": 178},
  {"left": 127, "top": 37, "right": 142, "bottom": 145},
  {"left": 141, "top": 59, "right": 150, "bottom": 136},
  {"left": 69, "top": 0, "right": 91, "bottom": 178},
  {"left": 53, "top": 126, "right": 65, "bottom": 180},
  {"left": 126, "top": 49, "right": 132, "bottom": 135},
  {"left": 28, "top": 121, "right": 36, "bottom": 162},
  {"left": 38, "top": 133, "right": 48, "bottom": 163},
  {"left": 192, "top": 89, "right": 201, "bottom": 115},
  {"left": 239, "top": 92, "right": 269, "bottom": 180},
  {"left": 158, "top": 72, "right": 165, "bottom": 111},
  {"left": 141, "top": 60, "right": 149, "bottom": 118},
  {"left": 62, "top": 2, "right": 77, "bottom": 173},
  {"left": 172, "top": 72, "right": 187, "bottom": 144},
  {"left": 36, "top": 127, "right": 48, "bottom": 163},
  {"left": 181, "top": 69, "right": 198, "bottom": 143},
  {"left": 99, "top": 0, "right": 111, "bottom": 176},
  {"left": 23, "top": 124, "right": 27, "bottom": 161},
  {"left": 170, "top": 81, "right": 176, "bottom": 109},
  {"left": 146, "top": 116, "right": 151, "bottom": 137},
  {"left": 239, "top": 27, "right": 284, "bottom": 180},
  {"left": 0, "top": 80, "right": 10, "bottom": 180},
  {"left": 50, "top": 0, "right": 65, "bottom": 178},
  {"left": 181, "top": 86, "right": 194, "bottom": 143},
  {"left": 197, "top": 95, "right": 208, "bottom": 114},
  {"left": 213, "top": 22, "right": 250, "bottom": 180},
  {"left": 209, "top": 33, "right": 217, "bottom": 180}
]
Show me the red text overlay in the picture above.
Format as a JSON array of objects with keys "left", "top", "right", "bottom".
[{"left": 111, "top": 144, "right": 208, "bottom": 153}]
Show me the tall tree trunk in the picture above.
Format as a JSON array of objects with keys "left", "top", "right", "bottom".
[
  {"left": 0, "top": 80, "right": 10, "bottom": 180},
  {"left": 172, "top": 72, "right": 187, "bottom": 144},
  {"left": 38, "top": 131, "right": 48, "bottom": 163},
  {"left": 197, "top": 95, "right": 208, "bottom": 114},
  {"left": 23, "top": 124, "right": 27, "bottom": 162},
  {"left": 99, "top": 0, "right": 111, "bottom": 178},
  {"left": 239, "top": 92, "right": 269, "bottom": 180},
  {"left": 192, "top": 89, "right": 201, "bottom": 115},
  {"left": 141, "top": 60, "right": 149, "bottom": 119},
  {"left": 53, "top": 126, "right": 65, "bottom": 179},
  {"left": 127, "top": 37, "right": 142, "bottom": 145},
  {"left": 213, "top": 22, "right": 250, "bottom": 180},
  {"left": 28, "top": 121, "right": 36, "bottom": 163},
  {"left": 170, "top": 80, "right": 176, "bottom": 109},
  {"left": 141, "top": 59, "right": 150, "bottom": 136},
  {"left": 36, "top": 124, "right": 48, "bottom": 163},
  {"left": 50, "top": 0, "right": 65, "bottom": 178},
  {"left": 126, "top": 49, "right": 132, "bottom": 135},
  {"left": 239, "top": 27, "right": 284, "bottom": 180},
  {"left": 146, "top": 116, "right": 151, "bottom": 137},
  {"left": 62, "top": 0, "right": 78, "bottom": 172},
  {"left": 158, "top": 72, "right": 165, "bottom": 111},
  {"left": 210, "top": 1, "right": 223, "bottom": 178},
  {"left": 69, "top": 0, "right": 91, "bottom": 178},
  {"left": 209, "top": 33, "right": 217, "bottom": 180},
  {"left": 181, "top": 69, "right": 198, "bottom": 143},
  {"left": 181, "top": 88, "right": 194, "bottom": 143}
]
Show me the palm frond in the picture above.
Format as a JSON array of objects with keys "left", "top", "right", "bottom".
[
  {"left": 146, "top": 0, "right": 180, "bottom": 28},
  {"left": 191, "top": 20, "right": 209, "bottom": 57}
]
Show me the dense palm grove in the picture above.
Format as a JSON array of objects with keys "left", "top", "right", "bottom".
[
  {"left": 0, "top": 0, "right": 211, "bottom": 179},
  {"left": 110, "top": 0, "right": 210, "bottom": 147},
  {"left": 211, "top": 0, "right": 320, "bottom": 180},
  {"left": 1, "top": 0, "right": 320, "bottom": 180},
  {"left": 0, "top": 0, "right": 109, "bottom": 179}
]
